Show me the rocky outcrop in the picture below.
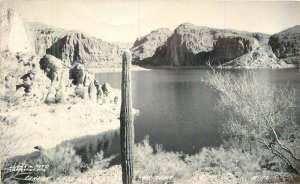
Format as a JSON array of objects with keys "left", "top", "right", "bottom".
[
  {"left": 269, "top": 25, "right": 300, "bottom": 65},
  {"left": 26, "top": 22, "right": 66, "bottom": 55},
  {"left": 163, "top": 23, "right": 264, "bottom": 66},
  {"left": 0, "top": 9, "right": 34, "bottom": 53},
  {"left": 130, "top": 28, "right": 172, "bottom": 63},
  {"left": 137, "top": 23, "right": 257, "bottom": 66},
  {"left": 39, "top": 54, "right": 65, "bottom": 82},
  {"left": 69, "top": 64, "right": 86, "bottom": 85},
  {"left": 135, "top": 22, "right": 290, "bottom": 68},
  {"left": 212, "top": 36, "right": 254, "bottom": 63},
  {"left": 46, "top": 32, "right": 123, "bottom": 67}
]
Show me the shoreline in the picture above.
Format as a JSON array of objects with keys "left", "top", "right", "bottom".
[
  {"left": 86, "top": 65, "right": 151, "bottom": 73},
  {"left": 0, "top": 88, "right": 123, "bottom": 159},
  {"left": 139, "top": 64, "right": 298, "bottom": 70},
  {"left": 86, "top": 63, "right": 299, "bottom": 74}
]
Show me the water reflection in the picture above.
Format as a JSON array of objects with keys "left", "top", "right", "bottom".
[{"left": 62, "top": 129, "right": 120, "bottom": 168}]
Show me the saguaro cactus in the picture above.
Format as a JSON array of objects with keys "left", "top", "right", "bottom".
[{"left": 120, "top": 50, "right": 134, "bottom": 184}]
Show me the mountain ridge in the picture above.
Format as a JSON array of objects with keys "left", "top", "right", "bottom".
[{"left": 132, "top": 22, "right": 299, "bottom": 68}]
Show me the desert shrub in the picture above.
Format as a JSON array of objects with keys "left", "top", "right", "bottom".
[
  {"left": 206, "top": 71, "right": 300, "bottom": 175},
  {"left": 0, "top": 125, "right": 27, "bottom": 183},
  {"left": 134, "top": 137, "right": 189, "bottom": 180},
  {"left": 92, "top": 151, "right": 117, "bottom": 170},
  {"left": 1, "top": 88, "right": 19, "bottom": 105},
  {"left": 186, "top": 146, "right": 261, "bottom": 177},
  {"left": 26, "top": 144, "right": 81, "bottom": 179}
]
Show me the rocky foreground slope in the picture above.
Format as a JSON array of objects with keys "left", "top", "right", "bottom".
[
  {"left": 132, "top": 22, "right": 299, "bottom": 68},
  {"left": 0, "top": 50, "right": 121, "bottom": 158}
]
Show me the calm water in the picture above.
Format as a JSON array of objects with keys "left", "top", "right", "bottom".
[{"left": 89, "top": 68, "right": 300, "bottom": 165}]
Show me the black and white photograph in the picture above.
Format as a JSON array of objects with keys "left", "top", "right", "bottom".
[{"left": 0, "top": 0, "right": 300, "bottom": 183}]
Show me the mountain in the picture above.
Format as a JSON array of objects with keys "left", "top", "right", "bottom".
[
  {"left": 46, "top": 32, "right": 122, "bottom": 67},
  {"left": 269, "top": 25, "right": 300, "bottom": 66},
  {"left": 0, "top": 9, "right": 123, "bottom": 67},
  {"left": 132, "top": 22, "right": 295, "bottom": 68},
  {"left": 130, "top": 28, "right": 172, "bottom": 63}
]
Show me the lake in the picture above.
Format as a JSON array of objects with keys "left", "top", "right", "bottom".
[{"left": 90, "top": 68, "right": 300, "bottom": 166}]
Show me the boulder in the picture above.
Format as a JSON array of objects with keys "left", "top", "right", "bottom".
[
  {"left": 102, "top": 83, "right": 111, "bottom": 96},
  {"left": 39, "top": 54, "right": 64, "bottom": 82},
  {"left": 83, "top": 72, "right": 95, "bottom": 87},
  {"left": 88, "top": 81, "right": 97, "bottom": 101},
  {"left": 69, "top": 64, "right": 85, "bottom": 85},
  {"left": 75, "top": 86, "right": 88, "bottom": 99},
  {"left": 97, "top": 87, "right": 104, "bottom": 100},
  {"left": 45, "top": 86, "right": 56, "bottom": 103}
]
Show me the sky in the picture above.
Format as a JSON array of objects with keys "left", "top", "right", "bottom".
[{"left": 1, "top": 0, "right": 300, "bottom": 42}]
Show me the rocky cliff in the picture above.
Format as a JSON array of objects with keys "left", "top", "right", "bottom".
[
  {"left": 0, "top": 9, "right": 123, "bottom": 68},
  {"left": 26, "top": 22, "right": 66, "bottom": 55},
  {"left": 212, "top": 36, "right": 254, "bottom": 62},
  {"left": 0, "top": 9, "right": 34, "bottom": 53},
  {"left": 269, "top": 25, "right": 300, "bottom": 66},
  {"left": 134, "top": 22, "right": 292, "bottom": 68},
  {"left": 130, "top": 28, "right": 172, "bottom": 63},
  {"left": 46, "top": 32, "right": 122, "bottom": 67}
]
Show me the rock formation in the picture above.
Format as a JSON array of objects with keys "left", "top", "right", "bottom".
[
  {"left": 0, "top": 9, "right": 34, "bottom": 53},
  {"left": 46, "top": 32, "right": 123, "bottom": 67},
  {"left": 132, "top": 22, "right": 295, "bottom": 68},
  {"left": 212, "top": 36, "right": 254, "bottom": 63},
  {"left": 39, "top": 54, "right": 65, "bottom": 82},
  {"left": 269, "top": 25, "right": 300, "bottom": 66},
  {"left": 69, "top": 64, "right": 86, "bottom": 85},
  {"left": 130, "top": 28, "right": 172, "bottom": 63},
  {"left": 26, "top": 22, "right": 66, "bottom": 55}
]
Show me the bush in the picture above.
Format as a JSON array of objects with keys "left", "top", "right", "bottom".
[
  {"left": 1, "top": 88, "right": 19, "bottom": 105},
  {"left": 133, "top": 137, "right": 266, "bottom": 182},
  {"left": 134, "top": 137, "right": 189, "bottom": 180},
  {"left": 26, "top": 144, "right": 81, "bottom": 179},
  {"left": 206, "top": 71, "right": 300, "bottom": 174},
  {"left": 186, "top": 146, "right": 261, "bottom": 177}
]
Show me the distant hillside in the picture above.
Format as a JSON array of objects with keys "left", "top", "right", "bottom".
[{"left": 132, "top": 22, "right": 298, "bottom": 68}]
